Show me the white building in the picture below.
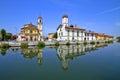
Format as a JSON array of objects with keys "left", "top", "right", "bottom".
[
  {"left": 57, "top": 15, "right": 85, "bottom": 41},
  {"left": 84, "top": 31, "right": 97, "bottom": 41}
]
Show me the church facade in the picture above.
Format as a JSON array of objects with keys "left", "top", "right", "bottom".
[{"left": 17, "top": 17, "right": 43, "bottom": 41}]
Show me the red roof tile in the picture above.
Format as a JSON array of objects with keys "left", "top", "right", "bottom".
[
  {"left": 65, "top": 25, "right": 85, "bottom": 31},
  {"left": 62, "top": 14, "right": 68, "bottom": 18}
]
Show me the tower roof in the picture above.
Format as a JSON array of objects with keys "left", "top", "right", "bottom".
[
  {"left": 38, "top": 16, "right": 42, "bottom": 19},
  {"left": 62, "top": 14, "right": 68, "bottom": 18}
]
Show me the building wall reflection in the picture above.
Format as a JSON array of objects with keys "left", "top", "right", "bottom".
[
  {"left": 21, "top": 47, "right": 43, "bottom": 65},
  {"left": 57, "top": 44, "right": 108, "bottom": 70}
]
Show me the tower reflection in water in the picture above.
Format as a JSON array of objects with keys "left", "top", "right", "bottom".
[
  {"left": 21, "top": 47, "right": 43, "bottom": 65},
  {"left": 57, "top": 44, "right": 108, "bottom": 70}
]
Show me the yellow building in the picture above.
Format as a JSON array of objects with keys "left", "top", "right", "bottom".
[
  {"left": 48, "top": 33, "right": 55, "bottom": 41},
  {"left": 96, "top": 33, "right": 114, "bottom": 41},
  {"left": 104, "top": 35, "right": 109, "bottom": 41},
  {"left": 17, "top": 17, "right": 43, "bottom": 41},
  {"left": 21, "top": 23, "right": 40, "bottom": 41},
  {"left": 96, "top": 33, "right": 105, "bottom": 41}
]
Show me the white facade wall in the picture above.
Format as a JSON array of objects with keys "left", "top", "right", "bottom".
[
  {"left": 57, "top": 26, "right": 85, "bottom": 41},
  {"left": 85, "top": 34, "right": 96, "bottom": 41}
]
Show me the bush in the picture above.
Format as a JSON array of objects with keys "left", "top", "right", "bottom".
[
  {"left": 108, "top": 40, "right": 113, "bottom": 43},
  {"left": 96, "top": 41, "right": 100, "bottom": 44},
  {"left": 90, "top": 41, "right": 95, "bottom": 45},
  {"left": 76, "top": 42, "right": 80, "bottom": 45},
  {"left": 105, "top": 41, "right": 108, "bottom": 43},
  {"left": 0, "top": 43, "right": 10, "bottom": 48},
  {"left": 20, "top": 42, "right": 28, "bottom": 48},
  {"left": 38, "top": 41, "right": 45, "bottom": 48},
  {"left": 66, "top": 42, "right": 70, "bottom": 45},
  {"left": 55, "top": 42, "right": 59, "bottom": 46},
  {"left": 117, "top": 40, "right": 120, "bottom": 43},
  {"left": 83, "top": 41, "right": 88, "bottom": 45}
]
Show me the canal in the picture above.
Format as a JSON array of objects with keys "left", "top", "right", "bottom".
[{"left": 0, "top": 42, "right": 120, "bottom": 80}]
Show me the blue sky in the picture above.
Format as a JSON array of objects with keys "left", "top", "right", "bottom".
[{"left": 0, "top": 0, "right": 120, "bottom": 37}]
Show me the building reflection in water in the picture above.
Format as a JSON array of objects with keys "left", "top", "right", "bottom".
[
  {"left": 57, "top": 44, "right": 108, "bottom": 70},
  {"left": 21, "top": 47, "right": 43, "bottom": 65}
]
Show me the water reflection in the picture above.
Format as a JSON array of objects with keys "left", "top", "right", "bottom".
[
  {"left": 57, "top": 44, "right": 108, "bottom": 70},
  {"left": 0, "top": 43, "right": 108, "bottom": 71},
  {"left": 0, "top": 48, "right": 8, "bottom": 56},
  {"left": 21, "top": 47, "right": 43, "bottom": 64}
]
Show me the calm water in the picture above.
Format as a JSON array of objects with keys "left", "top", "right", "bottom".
[{"left": 0, "top": 42, "right": 120, "bottom": 80}]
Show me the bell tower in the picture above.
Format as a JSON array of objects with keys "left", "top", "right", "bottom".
[
  {"left": 38, "top": 16, "right": 43, "bottom": 41},
  {"left": 62, "top": 14, "right": 68, "bottom": 27}
]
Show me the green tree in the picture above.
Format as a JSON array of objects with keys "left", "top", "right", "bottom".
[
  {"left": 5, "top": 33, "right": 12, "bottom": 40},
  {"left": 53, "top": 32, "right": 57, "bottom": 39},
  {"left": 1, "top": 29, "right": 6, "bottom": 41},
  {"left": 0, "top": 31, "right": 2, "bottom": 41},
  {"left": 117, "top": 36, "right": 120, "bottom": 42}
]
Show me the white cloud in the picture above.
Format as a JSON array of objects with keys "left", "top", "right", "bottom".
[{"left": 96, "top": 6, "right": 120, "bottom": 15}]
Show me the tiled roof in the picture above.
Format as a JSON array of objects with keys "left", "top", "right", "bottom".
[
  {"left": 65, "top": 25, "right": 85, "bottom": 31},
  {"left": 96, "top": 33, "right": 105, "bottom": 37},
  {"left": 21, "top": 23, "right": 38, "bottom": 30},
  {"left": 48, "top": 33, "right": 55, "bottom": 35},
  {"left": 24, "top": 23, "right": 37, "bottom": 27},
  {"left": 62, "top": 14, "right": 68, "bottom": 18},
  {"left": 85, "top": 31, "right": 97, "bottom": 34}
]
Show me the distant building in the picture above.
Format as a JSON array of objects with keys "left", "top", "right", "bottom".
[
  {"left": 85, "top": 30, "right": 97, "bottom": 41},
  {"left": 57, "top": 15, "right": 85, "bottom": 41},
  {"left": 48, "top": 33, "right": 55, "bottom": 41},
  {"left": 17, "top": 17, "right": 43, "bottom": 41},
  {"left": 96, "top": 33, "right": 105, "bottom": 41}
]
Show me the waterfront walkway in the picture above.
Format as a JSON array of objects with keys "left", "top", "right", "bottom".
[{"left": 0, "top": 41, "right": 106, "bottom": 47}]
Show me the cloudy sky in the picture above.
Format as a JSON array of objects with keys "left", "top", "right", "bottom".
[{"left": 0, "top": 0, "right": 120, "bottom": 36}]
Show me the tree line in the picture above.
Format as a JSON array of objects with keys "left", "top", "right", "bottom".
[
  {"left": 0, "top": 28, "right": 17, "bottom": 41},
  {"left": 117, "top": 36, "right": 120, "bottom": 42}
]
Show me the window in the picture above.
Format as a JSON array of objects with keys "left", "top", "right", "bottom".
[
  {"left": 68, "top": 30, "right": 69, "bottom": 36},
  {"left": 87, "top": 34, "right": 89, "bottom": 36},
  {"left": 92, "top": 37, "right": 93, "bottom": 40},
  {"left": 68, "top": 30, "right": 69, "bottom": 32},
  {"left": 61, "top": 32, "right": 63, "bottom": 36},
  {"left": 91, "top": 34, "right": 94, "bottom": 36},
  {"left": 59, "top": 33, "right": 60, "bottom": 36},
  {"left": 77, "top": 31, "right": 79, "bottom": 36},
  {"left": 87, "top": 38, "right": 89, "bottom": 40},
  {"left": 30, "top": 30, "right": 32, "bottom": 33},
  {"left": 72, "top": 30, "right": 74, "bottom": 36}
]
